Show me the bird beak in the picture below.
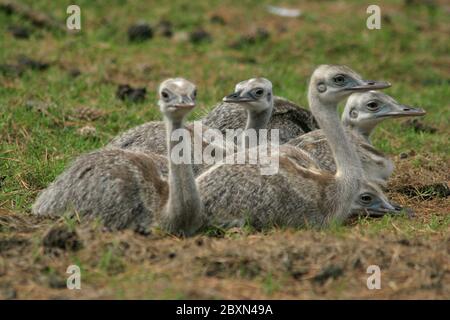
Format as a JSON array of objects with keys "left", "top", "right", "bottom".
[
  {"left": 349, "top": 80, "right": 392, "bottom": 91},
  {"left": 376, "top": 105, "right": 426, "bottom": 119},
  {"left": 223, "top": 91, "right": 256, "bottom": 103},
  {"left": 366, "top": 200, "right": 400, "bottom": 217},
  {"left": 175, "top": 95, "right": 196, "bottom": 109}
]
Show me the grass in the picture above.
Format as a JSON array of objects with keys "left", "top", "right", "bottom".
[{"left": 0, "top": 0, "right": 449, "bottom": 299}]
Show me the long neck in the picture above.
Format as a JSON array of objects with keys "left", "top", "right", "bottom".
[
  {"left": 308, "top": 90, "right": 363, "bottom": 220},
  {"left": 240, "top": 102, "right": 273, "bottom": 148},
  {"left": 244, "top": 105, "right": 273, "bottom": 131},
  {"left": 343, "top": 119, "right": 375, "bottom": 143},
  {"left": 310, "top": 96, "right": 362, "bottom": 180},
  {"left": 162, "top": 117, "right": 203, "bottom": 236}
]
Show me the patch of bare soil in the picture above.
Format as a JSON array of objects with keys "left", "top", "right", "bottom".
[
  {"left": 0, "top": 206, "right": 448, "bottom": 299},
  {"left": 387, "top": 154, "right": 450, "bottom": 220}
]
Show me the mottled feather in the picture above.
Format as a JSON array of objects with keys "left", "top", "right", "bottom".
[
  {"left": 287, "top": 128, "right": 394, "bottom": 186},
  {"left": 32, "top": 149, "right": 168, "bottom": 231},
  {"left": 202, "top": 96, "right": 319, "bottom": 144}
]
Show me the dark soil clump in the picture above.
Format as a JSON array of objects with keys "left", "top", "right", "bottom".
[{"left": 116, "top": 84, "right": 147, "bottom": 103}]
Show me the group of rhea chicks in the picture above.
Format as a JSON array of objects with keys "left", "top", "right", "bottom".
[{"left": 32, "top": 65, "right": 426, "bottom": 236}]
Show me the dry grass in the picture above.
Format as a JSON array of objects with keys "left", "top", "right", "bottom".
[{"left": 0, "top": 206, "right": 448, "bottom": 299}]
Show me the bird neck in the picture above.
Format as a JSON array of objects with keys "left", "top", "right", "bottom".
[
  {"left": 308, "top": 90, "right": 363, "bottom": 209},
  {"left": 240, "top": 102, "right": 273, "bottom": 148},
  {"left": 244, "top": 103, "right": 273, "bottom": 132},
  {"left": 163, "top": 117, "right": 203, "bottom": 236},
  {"left": 344, "top": 121, "right": 375, "bottom": 143}
]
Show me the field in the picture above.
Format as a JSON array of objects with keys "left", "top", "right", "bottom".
[{"left": 0, "top": 0, "right": 449, "bottom": 299}]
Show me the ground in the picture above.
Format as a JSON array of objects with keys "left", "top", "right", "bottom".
[{"left": 0, "top": 0, "right": 449, "bottom": 299}]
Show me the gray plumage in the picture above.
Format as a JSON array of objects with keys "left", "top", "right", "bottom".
[
  {"left": 105, "top": 121, "right": 207, "bottom": 176},
  {"left": 287, "top": 91, "right": 426, "bottom": 186},
  {"left": 342, "top": 91, "right": 426, "bottom": 142},
  {"left": 31, "top": 73, "right": 398, "bottom": 236},
  {"left": 108, "top": 121, "right": 167, "bottom": 156},
  {"left": 197, "top": 65, "right": 394, "bottom": 230},
  {"left": 32, "top": 149, "right": 168, "bottom": 232},
  {"left": 202, "top": 96, "right": 319, "bottom": 144},
  {"left": 32, "top": 78, "right": 205, "bottom": 236}
]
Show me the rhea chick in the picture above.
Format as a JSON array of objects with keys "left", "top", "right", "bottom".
[
  {"left": 197, "top": 65, "right": 393, "bottom": 230},
  {"left": 32, "top": 78, "right": 205, "bottom": 236},
  {"left": 202, "top": 88, "right": 318, "bottom": 144},
  {"left": 287, "top": 91, "right": 426, "bottom": 186}
]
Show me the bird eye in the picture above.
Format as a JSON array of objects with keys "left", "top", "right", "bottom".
[
  {"left": 254, "top": 88, "right": 264, "bottom": 97},
  {"left": 161, "top": 90, "right": 170, "bottom": 100},
  {"left": 366, "top": 101, "right": 379, "bottom": 111},
  {"left": 360, "top": 194, "right": 373, "bottom": 204},
  {"left": 333, "top": 75, "right": 346, "bottom": 86},
  {"left": 192, "top": 90, "right": 197, "bottom": 99}
]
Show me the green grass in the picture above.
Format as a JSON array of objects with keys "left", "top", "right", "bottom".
[
  {"left": 262, "top": 272, "right": 282, "bottom": 296},
  {"left": 1, "top": 0, "right": 448, "bottom": 218}
]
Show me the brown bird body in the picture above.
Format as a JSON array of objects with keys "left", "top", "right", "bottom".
[
  {"left": 202, "top": 96, "right": 319, "bottom": 144},
  {"left": 197, "top": 65, "right": 394, "bottom": 229}
]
